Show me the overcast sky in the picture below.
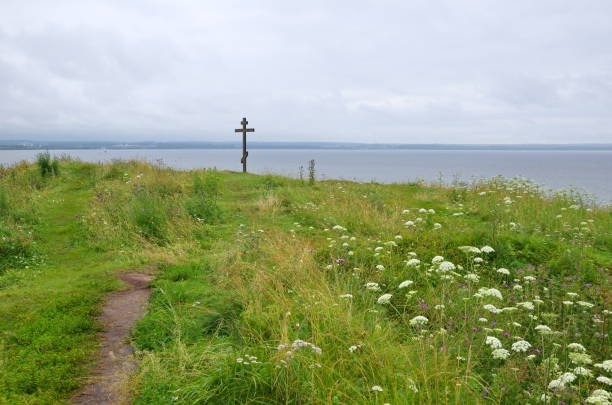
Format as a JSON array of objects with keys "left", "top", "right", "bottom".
[{"left": 1, "top": 1, "right": 612, "bottom": 143}]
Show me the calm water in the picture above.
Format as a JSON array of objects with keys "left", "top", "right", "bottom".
[{"left": 1, "top": 149, "right": 611, "bottom": 202}]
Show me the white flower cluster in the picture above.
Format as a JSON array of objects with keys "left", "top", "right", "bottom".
[
  {"left": 277, "top": 339, "right": 322, "bottom": 356},
  {"left": 511, "top": 340, "right": 532, "bottom": 353},
  {"left": 377, "top": 294, "right": 393, "bottom": 305},
  {"left": 236, "top": 354, "right": 261, "bottom": 365},
  {"left": 409, "top": 316, "right": 428, "bottom": 327}
]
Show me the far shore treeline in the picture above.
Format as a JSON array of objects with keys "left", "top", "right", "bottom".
[{"left": 1, "top": 140, "right": 611, "bottom": 151}]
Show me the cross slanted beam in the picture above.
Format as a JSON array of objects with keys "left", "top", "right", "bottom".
[{"left": 234, "top": 117, "right": 255, "bottom": 173}]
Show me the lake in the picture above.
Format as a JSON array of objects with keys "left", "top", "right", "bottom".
[{"left": 1, "top": 149, "right": 611, "bottom": 202}]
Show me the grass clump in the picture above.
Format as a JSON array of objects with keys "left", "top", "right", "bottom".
[{"left": 36, "top": 151, "right": 60, "bottom": 177}]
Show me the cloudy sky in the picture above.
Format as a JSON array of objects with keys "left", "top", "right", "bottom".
[{"left": 1, "top": 0, "right": 611, "bottom": 143}]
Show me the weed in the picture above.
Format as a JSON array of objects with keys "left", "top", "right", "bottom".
[{"left": 36, "top": 152, "right": 60, "bottom": 177}]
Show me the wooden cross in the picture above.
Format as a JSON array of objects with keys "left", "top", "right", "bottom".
[{"left": 234, "top": 117, "right": 255, "bottom": 173}]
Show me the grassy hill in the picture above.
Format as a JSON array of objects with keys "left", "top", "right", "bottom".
[{"left": 0, "top": 158, "right": 610, "bottom": 404}]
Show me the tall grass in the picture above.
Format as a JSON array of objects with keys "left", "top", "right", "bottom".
[{"left": 36, "top": 151, "right": 60, "bottom": 177}]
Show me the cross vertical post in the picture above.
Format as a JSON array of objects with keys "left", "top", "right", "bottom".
[{"left": 234, "top": 117, "right": 255, "bottom": 173}]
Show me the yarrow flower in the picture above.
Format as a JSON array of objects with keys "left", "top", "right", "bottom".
[
  {"left": 371, "top": 385, "right": 384, "bottom": 392},
  {"left": 398, "top": 280, "right": 414, "bottom": 289},
  {"left": 339, "top": 294, "right": 353, "bottom": 299},
  {"left": 570, "top": 352, "right": 593, "bottom": 365},
  {"left": 431, "top": 256, "right": 444, "bottom": 264},
  {"left": 485, "top": 336, "right": 503, "bottom": 349},
  {"left": 596, "top": 376, "right": 612, "bottom": 386},
  {"left": 567, "top": 343, "right": 586, "bottom": 353},
  {"left": 478, "top": 287, "right": 503, "bottom": 300},
  {"left": 511, "top": 340, "right": 532, "bottom": 353},
  {"left": 406, "top": 258, "right": 421, "bottom": 267},
  {"left": 481, "top": 245, "right": 495, "bottom": 253},
  {"left": 517, "top": 301, "right": 535, "bottom": 311},
  {"left": 497, "top": 268, "right": 510, "bottom": 275},
  {"left": 377, "top": 294, "right": 393, "bottom": 305},
  {"left": 409, "top": 316, "right": 428, "bottom": 327},
  {"left": 585, "top": 389, "right": 611, "bottom": 404},
  {"left": 574, "top": 367, "right": 592, "bottom": 376},
  {"left": 365, "top": 282, "right": 381, "bottom": 291},
  {"left": 375, "top": 264, "right": 385, "bottom": 271},
  {"left": 594, "top": 360, "right": 612, "bottom": 373},
  {"left": 535, "top": 324, "right": 552, "bottom": 334},
  {"left": 438, "top": 261, "right": 456, "bottom": 272},
  {"left": 492, "top": 348, "right": 510, "bottom": 360}
]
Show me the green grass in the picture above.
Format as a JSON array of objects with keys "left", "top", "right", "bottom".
[{"left": 0, "top": 160, "right": 610, "bottom": 404}]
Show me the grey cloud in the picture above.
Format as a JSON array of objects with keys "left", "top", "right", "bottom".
[{"left": 0, "top": 0, "right": 611, "bottom": 143}]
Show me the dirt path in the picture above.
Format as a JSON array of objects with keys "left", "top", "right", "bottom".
[{"left": 72, "top": 272, "right": 154, "bottom": 405}]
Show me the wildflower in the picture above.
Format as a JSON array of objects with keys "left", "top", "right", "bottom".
[
  {"left": 483, "top": 304, "right": 499, "bottom": 313},
  {"left": 485, "top": 336, "right": 503, "bottom": 349},
  {"left": 398, "top": 280, "right": 414, "bottom": 289},
  {"left": 375, "top": 264, "right": 385, "bottom": 271},
  {"left": 371, "top": 385, "right": 384, "bottom": 392},
  {"left": 492, "top": 349, "right": 510, "bottom": 360},
  {"left": 481, "top": 246, "right": 495, "bottom": 253},
  {"left": 567, "top": 343, "right": 586, "bottom": 352},
  {"left": 339, "top": 294, "right": 353, "bottom": 299},
  {"left": 562, "top": 301, "right": 574, "bottom": 306},
  {"left": 409, "top": 316, "right": 428, "bottom": 327},
  {"left": 428, "top": 209, "right": 435, "bottom": 214},
  {"left": 459, "top": 246, "right": 480, "bottom": 254},
  {"left": 574, "top": 367, "right": 592, "bottom": 376},
  {"left": 404, "top": 221, "right": 415, "bottom": 227},
  {"left": 585, "top": 389, "right": 611, "bottom": 404},
  {"left": 289, "top": 339, "right": 322, "bottom": 355},
  {"left": 377, "top": 294, "right": 393, "bottom": 305},
  {"left": 332, "top": 225, "right": 346, "bottom": 231},
  {"left": 517, "top": 301, "right": 535, "bottom": 311},
  {"left": 433, "top": 222, "right": 442, "bottom": 229},
  {"left": 478, "top": 287, "right": 503, "bottom": 300},
  {"left": 473, "top": 257, "right": 484, "bottom": 263},
  {"left": 569, "top": 352, "right": 593, "bottom": 365},
  {"left": 431, "top": 256, "right": 444, "bottom": 264},
  {"left": 567, "top": 292, "right": 579, "bottom": 297},
  {"left": 348, "top": 344, "right": 361, "bottom": 352},
  {"left": 523, "top": 275, "right": 536, "bottom": 281},
  {"left": 478, "top": 317, "right": 488, "bottom": 323},
  {"left": 375, "top": 246, "right": 384, "bottom": 252},
  {"left": 438, "top": 261, "right": 456, "bottom": 272},
  {"left": 365, "top": 282, "right": 381, "bottom": 291},
  {"left": 465, "top": 273, "right": 480, "bottom": 282},
  {"left": 497, "top": 268, "right": 510, "bottom": 275},
  {"left": 594, "top": 360, "right": 612, "bottom": 373},
  {"left": 406, "top": 258, "right": 421, "bottom": 267},
  {"left": 402, "top": 209, "right": 410, "bottom": 214},
  {"left": 394, "top": 235, "right": 402, "bottom": 239},
  {"left": 597, "top": 376, "right": 612, "bottom": 386},
  {"left": 535, "top": 325, "right": 552, "bottom": 334},
  {"left": 511, "top": 340, "right": 532, "bottom": 353},
  {"left": 578, "top": 301, "right": 595, "bottom": 308},
  {"left": 419, "top": 208, "right": 427, "bottom": 213}
]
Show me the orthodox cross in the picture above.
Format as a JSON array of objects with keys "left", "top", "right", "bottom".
[{"left": 234, "top": 117, "right": 255, "bottom": 173}]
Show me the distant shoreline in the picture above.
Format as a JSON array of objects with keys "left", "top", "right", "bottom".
[{"left": 1, "top": 141, "right": 611, "bottom": 151}]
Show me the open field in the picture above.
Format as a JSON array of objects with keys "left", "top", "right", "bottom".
[{"left": 0, "top": 158, "right": 610, "bottom": 404}]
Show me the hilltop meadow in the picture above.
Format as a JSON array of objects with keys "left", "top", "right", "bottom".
[{"left": 0, "top": 157, "right": 610, "bottom": 404}]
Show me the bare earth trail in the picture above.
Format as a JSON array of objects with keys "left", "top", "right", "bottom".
[{"left": 71, "top": 272, "right": 154, "bottom": 405}]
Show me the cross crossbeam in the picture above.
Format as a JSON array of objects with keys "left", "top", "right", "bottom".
[{"left": 234, "top": 117, "right": 255, "bottom": 173}]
